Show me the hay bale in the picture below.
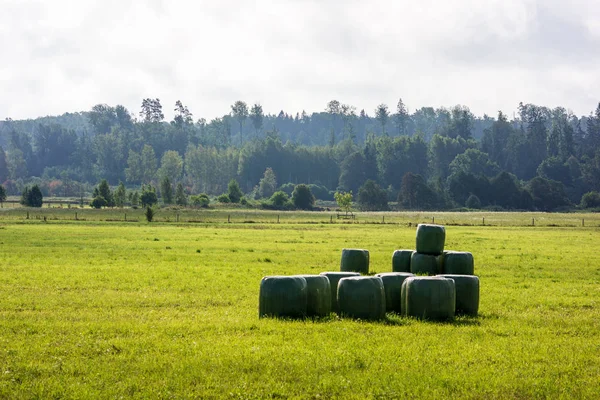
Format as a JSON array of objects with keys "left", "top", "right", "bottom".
[
  {"left": 401, "top": 276, "right": 455, "bottom": 320},
  {"left": 410, "top": 252, "right": 443, "bottom": 275},
  {"left": 375, "top": 272, "right": 414, "bottom": 313},
  {"left": 337, "top": 276, "right": 386, "bottom": 320},
  {"left": 294, "top": 274, "right": 331, "bottom": 317},
  {"left": 392, "top": 250, "right": 414, "bottom": 273},
  {"left": 438, "top": 274, "right": 479, "bottom": 316},
  {"left": 319, "top": 272, "right": 361, "bottom": 313},
  {"left": 340, "top": 248, "right": 369, "bottom": 274},
  {"left": 259, "top": 276, "right": 307, "bottom": 318},
  {"left": 416, "top": 224, "right": 446, "bottom": 255},
  {"left": 442, "top": 251, "right": 474, "bottom": 275}
]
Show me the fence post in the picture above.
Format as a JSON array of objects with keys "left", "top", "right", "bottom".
[
  {"left": 228, "top": 214, "right": 231, "bottom": 223},
  {"left": 432, "top": 217, "right": 435, "bottom": 224},
  {"left": 75, "top": 212, "right": 78, "bottom": 221},
  {"left": 483, "top": 217, "right": 485, "bottom": 226},
  {"left": 382, "top": 215, "right": 385, "bottom": 224},
  {"left": 26, "top": 211, "right": 29, "bottom": 220},
  {"left": 125, "top": 213, "right": 127, "bottom": 221},
  {"left": 532, "top": 218, "right": 535, "bottom": 226},
  {"left": 582, "top": 218, "right": 584, "bottom": 227},
  {"left": 277, "top": 215, "right": 280, "bottom": 224},
  {"left": 177, "top": 213, "right": 179, "bottom": 222}
]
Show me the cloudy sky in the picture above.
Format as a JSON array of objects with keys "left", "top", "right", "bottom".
[{"left": 2, "top": 0, "right": 599, "bottom": 121}]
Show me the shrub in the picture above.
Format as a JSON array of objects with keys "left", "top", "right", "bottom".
[
  {"left": 190, "top": 193, "right": 210, "bottom": 208},
  {"left": 340, "top": 249, "right": 369, "bottom": 274},
  {"left": 580, "top": 191, "right": 600, "bottom": 209},
  {"left": 90, "top": 196, "right": 108, "bottom": 209},
  {"left": 227, "top": 179, "right": 243, "bottom": 203},
  {"left": 308, "top": 184, "right": 332, "bottom": 201},
  {"left": 357, "top": 180, "right": 388, "bottom": 211},
  {"left": 465, "top": 194, "right": 481, "bottom": 209},
  {"left": 20, "top": 185, "right": 43, "bottom": 207},
  {"left": 217, "top": 194, "right": 230, "bottom": 203},
  {"left": 140, "top": 185, "right": 158, "bottom": 208},
  {"left": 292, "top": 184, "right": 315, "bottom": 210},
  {"left": 337, "top": 276, "right": 386, "bottom": 320},
  {"left": 145, "top": 206, "right": 154, "bottom": 222},
  {"left": 270, "top": 191, "right": 289, "bottom": 207}
]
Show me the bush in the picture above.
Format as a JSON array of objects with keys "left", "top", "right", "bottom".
[
  {"left": 90, "top": 196, "right": 108, "bottom": 209},
  {"left": 140, "top": 185, "right": 158, "bottom": 208},
  {"left": 20, "top": 185, "right": 43, "bottom": 207},
  {"left": 308, "top": 184, "right": 332, "bottom": 200},
  {"left": 580, "top": 191, "right": 600, "bottom": 209},
  {"left": 270, "top": 191, "right": 290, "bottom": 207},
  {"left": 357, "top": 180, "right": 388, "bottom": 211},
  {"left": 227, "top": 179, "right": 243, "bottom": 203},
  {"left": 465, "top": 194, "right": 481, "bottom": 209},
  {"left": 190, "top": 193, "right": 210, "bottom": 208},
  {"left": 145, "top": 206, "right": 154, "bottom": 222},
  {"left": 217, "top": 194, "right": 230, "bottom": 203},
  {"left": 292, "top": 184, "right": 315, "bottom": 210}
]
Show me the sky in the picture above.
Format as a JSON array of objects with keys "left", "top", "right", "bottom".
[{"left": 1, "top": 0, "right": 600, "bottom": 121}]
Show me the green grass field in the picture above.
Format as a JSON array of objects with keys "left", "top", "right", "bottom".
[{"left": 1, "top": 211, "right": 599, "bottom": 398}]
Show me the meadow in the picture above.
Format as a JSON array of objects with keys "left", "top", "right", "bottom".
[{"left": 0, "top": 210, "right": 599, "bottom": 398}]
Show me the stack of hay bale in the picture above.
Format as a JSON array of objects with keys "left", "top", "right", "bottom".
[{"left": 258, "top": 224, "right": 479, "bottom": 321}]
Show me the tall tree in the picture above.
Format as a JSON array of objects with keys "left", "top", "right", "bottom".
[
  {"left": 395, "top": 98, "right": 409, "bottom": 136},
  {"left": 250, "top": 103, "right": 264, "bottom": 138},
  {"left": 0, "top": 146, "right": 8, "bottom": 182},
  {"left": 140, "top": 98, "right": 164, "bottom": 123},
  {"left": 231, "top": 101, "right": 249, "bottom": 145},
  {"left": 141, "top": 145, "right": 157, "bottom": 184},
  {"left": 158, "top": 150, "right": 184, "bottom": 183},
  {"left": 375, "top": 104, "right": 390, "bottom": 135},
  {"left": 160, "top": 176, "right": 173, "bottom": 204},
  {"left": 173, "top": 100, "right": 193, "bottom": 128},
  {"left": 326, "top": 100, "right": 341, "bottom": 145}
]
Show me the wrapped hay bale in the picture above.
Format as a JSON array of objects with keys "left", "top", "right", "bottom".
[
  {"left": 401, "top": 276, "right": 455, "bottom": 320},
  {"left": 259, "top": 276, "right": 307, "bottom": 318},
  {"left": 410, "top": 252, "right": 443, "bottom": 275},
  {"left": 438, "top": 274, "right": 479, "bottom": 316},
  {"left": 442, "top": 251, "right": 474, "bottom": 275},
  {"left": 338, "top": 276, "right": 386, "bottom": 320},
  {"left": 340, "top": 248, "right": 370, "bottom": 274},
  {"left": 416, "top": 224, "right": 446, "bottom": 255},
  {"left": 375, "top": 272, "right": 414, "bottom": 314},
  {"left": 294, "top": 275, "right": 331, "bottom": 317},
  {"left": 319, "top": 272, "right": 361, "bottom": 313},
  {"left": 392, "top": 249, "right": 414, "bottom": 273}
]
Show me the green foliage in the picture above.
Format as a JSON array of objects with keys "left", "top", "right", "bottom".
[
  {"left": 291, "top": 184, "right": 315, "bottom": 210},
  {"left": 334, "top": 191, "right": 352, "bottom": 214},
  {"left": 258, "top": 167, "right": 277, "bottom": 198},
  {"left": 140, "top": 185, "right": 158, "bottom": 208},
  {"left": 20, "top": 185, "right": 43, "bottom": 207},
  {"left": 227, "top": 179, "right": 243, "bottom": 203},
  {"left": 175, "top": 183, "right": 187, "bottom": 206},
  {"left": 145, "top": 206, "right": 154, "bottom": 222},
  {"left": 528, "top": 177, "right": 570, "bottom": 211},
  {"left": 190, "top": 193, "right": 210, "bottom": 208},
  {"left": 269, "top": 191, "right": 290, "bottom": 208},
  {"left": 465, "top": 194, "right": 482, "bottom": 209},
  {"left": 217, "top": 193, "right": 230, "bottom": 203},
  {"left": 0, "top": 184, "right": 6, "bottom": 207},
  {"left": 357, "top": 180, "right": 388, "bottom": 211},
  {"left": 580, "top": 191, "right": 600, "bottom": 209},
  {"left": 90, "top": 195, "right": 108, "bottom": 209},
  {"left": 114, "top": 181, "right": 126, "bottom": 207},
  {"left": 160, "top": 176, "right": 173, "bottom": 204},
  {"left": 130, "top": 191, "right": 140, "bottom": 207},
  {"left": 94, "top": 179, "right": 114, "bottom": 207}
]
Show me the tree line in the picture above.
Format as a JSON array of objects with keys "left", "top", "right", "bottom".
[{"left": 0, "top": 98, "right": 599, "bottom": 211}]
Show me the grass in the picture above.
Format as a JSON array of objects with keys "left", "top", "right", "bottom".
[{"left": 0, "top": 214, "right": 599, "bottom": 398}]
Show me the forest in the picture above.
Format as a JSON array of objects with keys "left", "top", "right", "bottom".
[{"left": 1, "top": 98, "right": 600, "bottom": 211}]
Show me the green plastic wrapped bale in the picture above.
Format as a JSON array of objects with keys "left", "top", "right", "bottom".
[
  {"left": 392, "top": 250, "right": 414, "bottom": 273},
  {"left": 442, "top": 251, "right": 474, "bottom": 275},
  {"left": 375, "top": 272, "right": 414, "bottom": 314},
  {"left": 319, "top": 272, "right": 361, "bottom": 313},
  {"left": 337, "top": 276, "right": 386, "bottom": 320},
  {"left": 259, "top": 276, "right": 307, "bottom": 318},
  {"left": 340, "top": 248, "right": 370, "bottom": 274},
  {"left": 415, "top": 224, "right": 446, "bottom": 255},
  {"left": 438, "top": 274, "right": 479, "bottom": 316},
  {"left": 294, "top": 275, "right": 331, "bottom": 317},
  {"left": 401, "top": 276, "right": 455, "bottom": 321},
  {"left": 410, "top": 252, "right": 443, "bottom": 275}
]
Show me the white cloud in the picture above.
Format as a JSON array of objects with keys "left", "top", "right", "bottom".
[{"left": 1, "top": 0, "right": 599, "bottom": 121}]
